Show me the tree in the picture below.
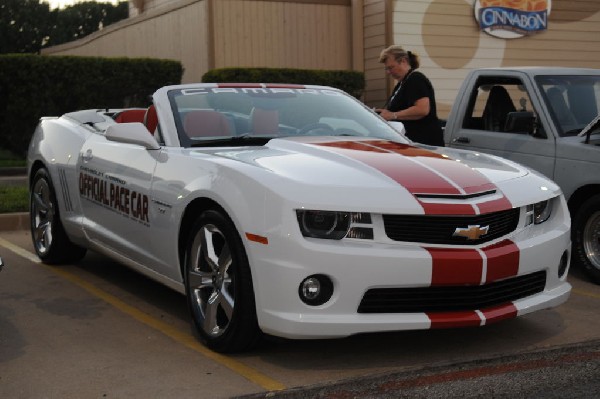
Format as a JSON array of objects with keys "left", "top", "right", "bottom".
[
  {"left": 0, "top": 1, "right": 128, "bottom": 54},
  {"left": 0, "top": 0, "right": 54, "bottom": 54},
  {"left": 46, "top": 1, "right": 129, "bottom": 47}
]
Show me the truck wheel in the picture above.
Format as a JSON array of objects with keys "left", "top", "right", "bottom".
[
  {"left": 30, "top": 168, "right": 87, "bottom": 264},
  {"left": 572, "top": 195, "right": 600, "bottom": 284},
  {"left": 184, "top": 209, "right": 261, "bottom": 353}
]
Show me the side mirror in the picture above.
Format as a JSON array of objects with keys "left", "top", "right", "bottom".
[
  {"left": 105, "top": 123, "right": 160, "bottom": 150},
  {"left": 504, "top": 111, "right": 535, "bottom": 134}
]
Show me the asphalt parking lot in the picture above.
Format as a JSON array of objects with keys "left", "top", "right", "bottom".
[{"left": 1, "top": 224, "right": 600, "bottom": 398}]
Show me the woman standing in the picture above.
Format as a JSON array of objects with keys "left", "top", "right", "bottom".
[{"left": 376, "top": 45, "right": 444, "bottom": 146}]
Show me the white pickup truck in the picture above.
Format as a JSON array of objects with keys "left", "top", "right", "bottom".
[{"left": 444, "top": 67, "right": 600, "bottom": 284}]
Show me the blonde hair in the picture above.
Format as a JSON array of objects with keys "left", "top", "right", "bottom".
[{"left": 379, "top": 45, "right": 420, "bottom": 69}]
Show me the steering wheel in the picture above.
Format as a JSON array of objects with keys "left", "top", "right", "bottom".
[{"left": 297, "top": 123, "right": 334, "bottom": 136}]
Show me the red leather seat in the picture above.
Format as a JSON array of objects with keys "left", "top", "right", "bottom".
[
  {"left": 114, "top": 109, "right": 146, "bottom": 124},
  {"left": 183, "top": 110, "right": 231, "bottom": 137},
  {"left": 144, "top": 105, "right": 159, "bottom": 134}
]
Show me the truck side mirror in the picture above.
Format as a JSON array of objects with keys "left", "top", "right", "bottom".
[{"left": 504, "top": 111, "right": 535, "bottom": 135}]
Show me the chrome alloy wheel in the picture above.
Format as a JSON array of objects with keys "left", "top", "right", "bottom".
[
  {"left": 31, "top": 176, "right": 55, "bottom": 256},
  {"left": 188, "top": 223, "right": 234, "bottom": 338},
  {"left": 583, "top": 210, "right": 600, "bottom": 270}
]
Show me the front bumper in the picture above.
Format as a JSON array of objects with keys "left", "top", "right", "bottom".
[{"left": 245, "top": 215, "right": 572, "bottom": 339}]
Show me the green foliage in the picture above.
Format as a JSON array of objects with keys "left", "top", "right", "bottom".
[
  {"left": 0, "top": 0, "right": 128, "bottom": 54},
  {"left": 0, "top": 185, "right": 28, "bottom": 213},
  {"left": 46, "top": 1, "right": 129, "bottom": 48},
  {"left": 0, "top": 54, "right": 183, "bottom": 156},
  {"left": 0, "top": 149, "right": 25, "bottom": 167},
  {"left": 202, "top": 67, "right": 365, "bottom": 99},
  {"left": 0, "top": 0, "right": 53, "bottom": 54}
]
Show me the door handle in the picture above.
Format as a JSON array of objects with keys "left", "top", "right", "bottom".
[{"left": 452, "top": 136, "right": 470, "bottom": 144}]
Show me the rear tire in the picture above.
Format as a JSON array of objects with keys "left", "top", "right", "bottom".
[
  {"left": 184, "top": 209, "right": 261, "bottom": 353},
  {"left": 572, "top": 194, "right": 600, "bottom": 284},
  {"left": 30, "top": 168, "right": 87, "bottom": 264}
]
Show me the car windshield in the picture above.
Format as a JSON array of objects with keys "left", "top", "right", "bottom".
[
  {"left": 536, "top": 74, "right": 600, "bottom": 137},
  {"left": 167, "top": 86, "right": 405, "bottom": 147}
]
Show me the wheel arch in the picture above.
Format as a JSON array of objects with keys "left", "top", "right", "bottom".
[
  {"left": 28, "top": 160, "right": 47, "bottom": 189},
  {"left": 567, "top": 184, "right": 600, "bottom": 216},
  {"left": 178, "top": 197, "right": 234, "bottom": 278}
]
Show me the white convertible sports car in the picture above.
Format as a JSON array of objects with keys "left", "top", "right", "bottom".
[{"left": 28, "top": 83, "right": 572, "bottom": 352}]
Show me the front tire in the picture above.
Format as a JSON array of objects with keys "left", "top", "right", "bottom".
[
  {"left": 184, "top": 209, "right": 261, "bottom": 352},
  {"left": 30, "top": 168, "right": 87, "bottom": 264},
  {"left": 573, "top": 194, "right": 600, "bottom": 284}
]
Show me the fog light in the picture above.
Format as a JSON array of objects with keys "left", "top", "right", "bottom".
[
  {"left": 299, "top": 274, "right": 333, "bottom": 306},
  {"left": 558, "top": 250, "right": 569, "bottom": 278}
]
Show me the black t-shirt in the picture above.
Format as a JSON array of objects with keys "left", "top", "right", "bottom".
[{"left": 387, "top": 70, "right": 444, "bottom": 146}]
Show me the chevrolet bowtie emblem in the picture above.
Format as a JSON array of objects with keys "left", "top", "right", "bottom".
[{"left": 453, "top": 225, "right": 490, "bottom": 240}]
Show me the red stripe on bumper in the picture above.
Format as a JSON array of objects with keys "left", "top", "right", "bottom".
[
  {"left": 428, "top": 311, "right": 482, "bottom": 328},
  {"left": 428, "top": 303, "right": 518, "bottom": 329},
  {"left": 481, "top": 303, "right": 518, "bottom": 325},
  {"left": 483, "top": 240, "right": 520, "bottom": 283},
  {"left": 426, "top": 247, "right": 483, "bottom": 286}
]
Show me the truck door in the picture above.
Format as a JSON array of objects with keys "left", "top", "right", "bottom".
[{"left": 447, "top": 74, "right": 556, "bottom": 179}]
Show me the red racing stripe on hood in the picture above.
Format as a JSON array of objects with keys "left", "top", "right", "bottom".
[{"left": 314, "top": 140, "right": 513, "bottom": 215}]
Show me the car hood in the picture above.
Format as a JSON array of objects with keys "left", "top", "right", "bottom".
[{"left": 208, "top": 136, "right": 528, "bottom": 194}]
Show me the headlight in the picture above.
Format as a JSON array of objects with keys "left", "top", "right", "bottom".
[
  {"left": 296, "top": 210, "right": 373, "bottom": 240},
  {"left": 525, "top": 198, "right": 553, "bottom": 225}
]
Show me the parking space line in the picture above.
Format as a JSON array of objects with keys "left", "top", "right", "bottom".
[
  {"left": 572, "top": 288, "right": 600, "bottom": 300},
  {"left": 0, "top": 237, "right": 286, "bottom": 392}
]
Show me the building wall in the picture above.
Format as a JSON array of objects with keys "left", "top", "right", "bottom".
[
  {"left": 44, "top": 0, "right": 210, "bottom": 83},
  {"left": 383, "top": 0, "right": 600, "bottom": 117},
  {"left": 43, "top": 0, "right": 600, "bottom": 113},
  {"left": 362, "top": 0, "right": 387, "bottom": 106},
  {"left": 43, "top": 0, "right": 354, "bottom": 84},
  {"left": 211, "top": 0, "right": 352, "bottom": 70}
]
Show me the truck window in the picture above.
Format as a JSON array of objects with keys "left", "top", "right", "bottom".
[
  {"left": 536, "top": 75, "right": 600, "bottom": 136},
  {"left": 463, "top": 80, "right": 536, "bottom": 134}
]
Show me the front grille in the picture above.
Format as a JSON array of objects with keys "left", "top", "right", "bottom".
[
  {"left": 358, "top": 270, "right": 546, "bottom": 314},
  {"left": 383, "top": 208, "right": 519, "bottom": 245}
]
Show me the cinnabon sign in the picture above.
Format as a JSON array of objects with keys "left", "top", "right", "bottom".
[{"left": 474, "top": 0, "right": 551, "bottom": 39}]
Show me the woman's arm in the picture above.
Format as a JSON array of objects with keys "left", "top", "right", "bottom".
[{"left": 377, "top": 97, "right": 430, "bottom": 121}]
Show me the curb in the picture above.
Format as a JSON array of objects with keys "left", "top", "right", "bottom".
[
  {"left": 0, "top": 167, "right": 27, "bottom": 177},
  {"left": 0, "top": 212, "right": 29, "bottom": 231}
]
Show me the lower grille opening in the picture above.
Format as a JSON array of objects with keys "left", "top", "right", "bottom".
[{"left": 358, "top": 270, "right": 546, "bottom": 313}]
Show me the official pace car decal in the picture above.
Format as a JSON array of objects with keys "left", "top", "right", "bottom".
[
  {"left": 79, "top": 166, "right": 150, "bottom": 226},
  {"left": 313, "top": 140, "right": 513, "bottom": 215}
]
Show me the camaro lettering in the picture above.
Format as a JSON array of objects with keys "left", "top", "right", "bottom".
[
  {"left": 79, "top": 171, "right": 149, "bottom": 223},
  {"left": 181, "top": 88, "right": 343, "bottom": 96}
]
